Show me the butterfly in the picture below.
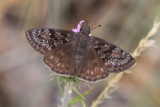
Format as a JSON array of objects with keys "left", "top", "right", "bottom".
[{"left": 26, "top": 20, "right": 135, "bottom": 82}]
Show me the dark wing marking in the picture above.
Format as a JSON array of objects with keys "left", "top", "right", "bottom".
[
  {"left": 26, "top": 28, "right": 76, "bottom": 54},
  {"left": 76, "top": 43, "right": 109, "bottom": 82},
  {"left": 91, "top": 36, "right": 135, "bottom": 73}
]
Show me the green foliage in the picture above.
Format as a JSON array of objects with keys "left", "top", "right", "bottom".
[
  {"left": 68, "top": 88, "right": 92, "bottom": 107},
  {"left": 50, "top": 73, "right": 80, "bottom": 85},
  {"left": 50, "top": 73, "right": 92, "bottom": 107}
]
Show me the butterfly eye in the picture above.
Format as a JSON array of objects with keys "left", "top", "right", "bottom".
[{"left": 80, "top": 25, "right": 90, "bottom": 35}]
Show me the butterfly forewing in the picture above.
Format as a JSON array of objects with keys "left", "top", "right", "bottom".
[
  {"left": 76, "top": 43, "right": 109, "bottom": 82},
  {"left": 26, "top": 29, "right": 76, "bottom": 54},
  {"left": 91, "top": 36, "right": 135, "bottom": 73}
]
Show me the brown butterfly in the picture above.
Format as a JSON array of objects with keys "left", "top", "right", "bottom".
[{"left": 26, "top": 20, "right": 135, "bottom": 82}]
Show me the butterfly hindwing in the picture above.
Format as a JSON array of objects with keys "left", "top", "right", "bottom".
[
  {"left": 76, "top": 43, "right": 109, "bottom": 82},
  {"left": 26, "top": 28, "right": 76, "bottom": 54},
  {"left": 91, "top": 36, "right": 135, "bottom": 73},
  {"left": 44, "top": 38, "right": 78, "bottom": 76}
]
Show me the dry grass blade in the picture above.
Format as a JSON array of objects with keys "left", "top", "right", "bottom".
[
  {"left": 132, "top": 20, "right": 159, "bottom": 58},
  {"left": 91, "top": 20, "right": 160, "bottom": 107}
]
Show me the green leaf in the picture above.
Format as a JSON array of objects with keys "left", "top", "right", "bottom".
[
  {"left": 68, "top": 97, "right": 86, "bottom": 107},
  {"left": 57, "top": 78, "right": 64, "bottom": 95},
  {"left": 67, "top": 88, "right": 92, "bottom": 107}
]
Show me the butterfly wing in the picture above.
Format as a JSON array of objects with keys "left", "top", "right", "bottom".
[
  {"left": 91, "top": 36, "right": 135, "bottom": 73},
  {"left": 26, "top": 28, "right": 76, "bottom": 54},
  {"left": 76, "top": 43, "right": 109, "bottom": 82},
  {"left": 44, "top": 38, "right": 78, "bottom": 76}
]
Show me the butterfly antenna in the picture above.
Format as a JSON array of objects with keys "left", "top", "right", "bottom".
[
  {"left": 74, "top": 15, "right": 78, "bottom": 20},
  {"left": 90, "top": 25, "right": 101, "bottom": 30},
  {"left": 74, "top": 15, "right": 79, "bottom": 22}
]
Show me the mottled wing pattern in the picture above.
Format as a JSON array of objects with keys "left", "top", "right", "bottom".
[
  {"left": 44, "top": 39, "right": 78, "bottom": 76},
  {"left": 91, "top": 36, "right": 135, "bottom": 73},
  {"left": 76, "top": 43, "right": 109, "bottom": 82},
  {"left": 26, "top": 29, "right": 75, "bottom": 54}
]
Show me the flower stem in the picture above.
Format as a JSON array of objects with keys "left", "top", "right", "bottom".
[{"left": 60, "top": 83, "right": 73, "bottom": 107}]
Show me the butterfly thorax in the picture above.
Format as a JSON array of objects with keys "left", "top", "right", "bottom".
[
  {"left": 74, "top": 25, "right": 91, "bottom": 72},
  {"left": 80, "top": 25, "right": 90, "bottom": 35}
]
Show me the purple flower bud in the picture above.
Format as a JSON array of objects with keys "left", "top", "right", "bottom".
[
  {"left": 72, "top": 20, "right": 84, "bottom": 33},
  {"left": 72, "top": 20, "right": 92, "bottom": 36}
]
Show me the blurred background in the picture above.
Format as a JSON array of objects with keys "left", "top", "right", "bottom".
[{"left": 0, "top": 0, "right": 160, "bottom": 107}]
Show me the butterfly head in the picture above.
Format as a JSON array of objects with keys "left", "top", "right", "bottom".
[{"left": 80, "top": 25, "right": 90, "bottom": 35}]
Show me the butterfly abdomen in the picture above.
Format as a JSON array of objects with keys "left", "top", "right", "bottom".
[{"left": 74, "top": 36, "right": 87, "bottom": 71}]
